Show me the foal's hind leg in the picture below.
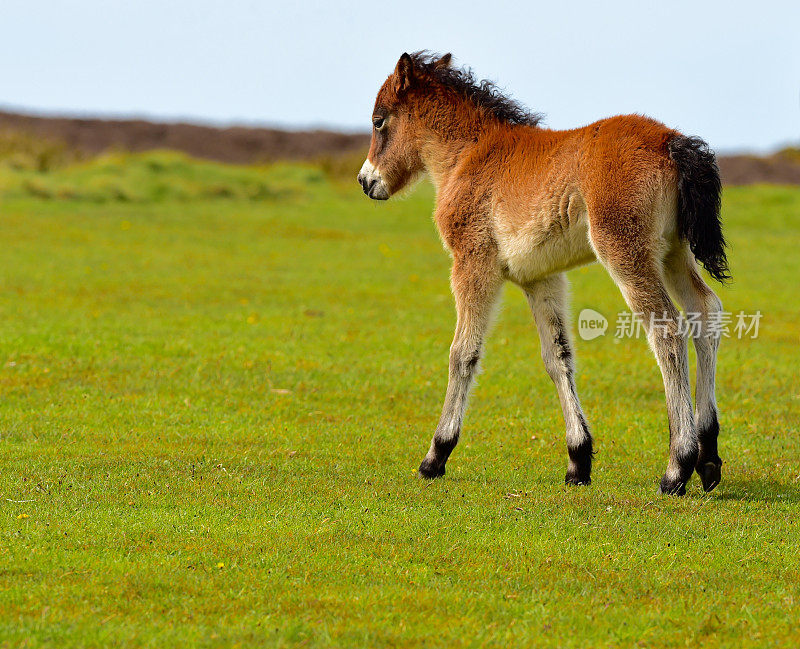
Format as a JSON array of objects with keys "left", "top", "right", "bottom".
[
  {"left": 524, "top": 274, "right": 593, "bottom": 485},
  {"left": 418, "top": 258, "right": 502, "bottom": 479},
  {"left": 616, "top": 272, "right": 697, "bottom": 494},
  {"left": 593, "top": 234, "right": 697, "bottom": 494},
  {"left": 664, "top": 247, "right": 724, "bottom": 491}
]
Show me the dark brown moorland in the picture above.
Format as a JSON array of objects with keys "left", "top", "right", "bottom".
[
  {"left": 0, "top": 110, "right": 369, "bottom": 164},
  {"left": 1, "top": 110, "right": 798, "bottom": 184}
]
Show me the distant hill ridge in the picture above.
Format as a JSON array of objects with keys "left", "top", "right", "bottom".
[
  {"left": 0, "top": 110, "right": 370, "bottom": 164},
  {"left": 1, "top": 110, "right": 798, "bottom": 185}
]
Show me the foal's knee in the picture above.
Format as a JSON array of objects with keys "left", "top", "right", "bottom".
[
  {"left": 449, "top": 342, "right": 481, "bottom": 378},
  {"left": 540, "top": 334, "right": 573, "bottom": 383}
]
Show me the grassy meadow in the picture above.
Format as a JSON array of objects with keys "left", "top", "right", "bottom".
[{"left": 0, "top": 149, "right": 799, "bottom": 647}]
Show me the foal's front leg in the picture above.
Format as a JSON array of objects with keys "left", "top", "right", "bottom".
[
  {"left": 524, "top": 274, "right": 593, "bottom": 485},
  {"left": 418, "top": 258, "right": 502, "bottom": 479}
]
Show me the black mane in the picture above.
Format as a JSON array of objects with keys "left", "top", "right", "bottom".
[{"left": 411, "top": 51, "right": 543, "bottom": 127}]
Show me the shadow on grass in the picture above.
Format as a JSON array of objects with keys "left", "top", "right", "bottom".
[{"left": 714, "top": 477, "right": 800, "bottom": 503}]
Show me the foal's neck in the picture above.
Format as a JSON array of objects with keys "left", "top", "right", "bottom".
[{"left": 415, "top": 98, "right": 512, "bottom": 194}]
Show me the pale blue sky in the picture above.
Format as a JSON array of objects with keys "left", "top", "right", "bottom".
[{"left": 1, "top": 0, "right": 798, "bottom": 152}]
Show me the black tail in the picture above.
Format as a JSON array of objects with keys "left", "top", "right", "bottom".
[{"left": 668, "top": 135, "right": 730, "bottom": 283}]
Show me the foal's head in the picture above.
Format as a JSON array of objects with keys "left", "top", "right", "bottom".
[
  {"left": 357, "top": 52, "right": 541, "bottom": 200},
  {"left": 357, "top": 52, "right": 448, "bottom": 200}
]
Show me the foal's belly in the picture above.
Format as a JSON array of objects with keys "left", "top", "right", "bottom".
[{"left": 494, "top": 197, "right": 597, "bottom": 285}]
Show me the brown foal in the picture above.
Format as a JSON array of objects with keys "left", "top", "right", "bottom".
[{"left": 357, "top": 52, "right": 728, "bottom": 495}]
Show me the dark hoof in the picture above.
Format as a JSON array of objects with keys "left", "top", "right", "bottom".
[
  {"left": 418, "top": 458, "right": 445, "bottom": 480},
  {"left": 565, "top": 470, "right": 591, "bottom": 486},
  {"left": 658, "top": 475, "right": 687, "bottom": 496},
  {"left": 697, "top": 461, "right": 722, "bottom": 492}
]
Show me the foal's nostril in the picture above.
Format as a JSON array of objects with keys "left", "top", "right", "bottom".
[{"left": 357, "top": 170, "right": 381, "bottom": 198}]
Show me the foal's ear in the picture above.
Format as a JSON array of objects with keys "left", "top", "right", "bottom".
[
  {"left": 394, "top": 52, "right": 414, "bottom": 94},
  {"left": 435, "top": 53, "right": 452, "bottom": 68}
]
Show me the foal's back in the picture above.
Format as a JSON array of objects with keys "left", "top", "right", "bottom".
[{"left": 486, "top": 114, "right": 679, "bottom": 285}]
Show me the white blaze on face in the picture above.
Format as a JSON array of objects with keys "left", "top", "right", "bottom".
[
  {"left": 359, "top": 159, "right": 379, "bottom": 182},
  {"left": 358, "top": 159, "right": 390, "bottom": 200}
]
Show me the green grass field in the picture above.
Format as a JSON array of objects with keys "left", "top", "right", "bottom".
[{"left": 1, "top": 154, "right": 798, "bottom": 647}]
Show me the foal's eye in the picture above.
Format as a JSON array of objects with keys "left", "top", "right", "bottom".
[{"left": 372, "top": 117, "right": 386, "bottom": 131}]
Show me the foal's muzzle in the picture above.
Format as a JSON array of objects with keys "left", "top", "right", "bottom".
[{"left": 357, "top": 159, "right": 389, "bottom": 201}]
